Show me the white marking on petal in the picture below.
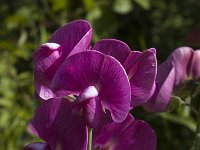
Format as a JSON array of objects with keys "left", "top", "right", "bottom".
[
  {"left": 80, "top": 86, "right": 98, "bottom": 100},
  {"left": 43, "top": 43, "right": 60, "bottom": 49}
]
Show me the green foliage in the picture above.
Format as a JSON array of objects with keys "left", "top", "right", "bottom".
[
  {"left": 113, "top": 0, "right": 133, "bottom": 14},
  {"left": 0, "top": 0, "right": 200, "bottom": 149}
]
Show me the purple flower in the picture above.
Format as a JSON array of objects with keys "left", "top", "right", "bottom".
[
  {"left": 93, "top": 114, "right": 157, "bottom": 150},
  {"left": 51, "top": 50, "right": 131, "bottom": 127},
  {"left": 190, "top": 50, "right": 200, "bottom": 80},
  {"left": 34, "top": 21, "right": 157, "bottom": 109},
  {"left": 93, "top": 39, "right": 157, "bottom": 107},
  {"left": 26, "top": 98, "right": 88, "bottom": 150},
  {"left": 167, "top": 47, "right": 200, "bottom": 86},
  {"left": 31, "top": 20, "right": 157, "bottom": 149},
  {"left": 167, "top": 47, "right": 194, "bottom": 87},
  {"left": 144, "top": 47, "right": 200, "bottom": 112},
  {"left": 34, "top": 20, "right": 92, "bottom": 100},
  {"left": 24, "top": 101, "right": 156, "bottom": 150},
  {"left": 143, "top": 61, "right": 175, "bottom": 112}
]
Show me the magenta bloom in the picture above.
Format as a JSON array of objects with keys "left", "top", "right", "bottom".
[
  {"left": 33, "top": 21, "right": 134, "bottom": 127},
  {"left": 144, "top": 47, "right": 200, "bottom": 112},
  {"left": 93, "top": 39, "right": 157, "bottom": 107},
  {"left": 34, "top": 20, "right": 92, "bottom": 100},
  {"left": 143, "top": 61, "right": 175, "bottom": 112},
  {"left": 24, "top": 101, "right": 156, "bottom": 150},
  {"left": 31, "top": 20, "right": 157, "bottom": 149},
  {"left": 190, "top": 50, "right": 200, "bottom": 80},
  {"left": 167, "top": 47, "right": 200, "bottom": 86},
  {"left": 34, "top": 21, "right": 157, "bottom": 109},
  {"left": 93, "top": 114, "right": 157, "bottom": 150},
  {"left": 51, "top": 50, "right": 131, "bottom": 127},
  {"left": 167, "top": 47, "right": 194, "bottom": 86},
  {"left": 26, "top": 98, "right": 88, "bottom": 150}
]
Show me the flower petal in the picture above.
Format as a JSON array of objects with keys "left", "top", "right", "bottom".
[
  {"left": 33, "top": 43, "right": 64, "bottom": 100},
  {"left": 23, "top": 142, "right": 52, "bottom": 150},
  {"left": 93, "top": 114, "right": 157, "bottom": 150},
  {"left": 82, "top": 97, "right": 105, "bottom": 128},
  {"left": 51, "top": 50, "right": 131, "bottom": 123},
  {"left": 34, "top": 81, "right": 56, "bottom": 100},
  {"left": 191, "top": 50, "right": 200, "bottom": 79},
  {"left": 34, "top": 20, "right": 92, "bottom": 100},
  {"left": 33, "top": 43, "right": 64, "bottom": 85},
  {"left": 29, "top": 98, "right": 87, "bottom": 150},
  {"left": 93, "top": 40, "right": 156, "bottom": 106},
  {"left": 92, "top": 39, "right": 131, "bottom": 64},
  {"left": 124, "top": 49, "right": 157, "bottom": 107},
  {"left": 48, "top": 20, "right": 92, "bottom": 57},
  {"left": 143, "top": 61, "right": 175, "bottom": 112},
  {"left": 168, "top": 47, "right": 193, "bottom": 86}
]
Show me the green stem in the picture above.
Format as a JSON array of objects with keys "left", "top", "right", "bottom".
[
  {"left": 88, "top": 128, "right": 93, "bottom": 150},
  {"left": 196, "top": 99, "right": 200, "bottom": 150}
]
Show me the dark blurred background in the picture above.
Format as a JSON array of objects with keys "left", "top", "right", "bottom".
[{"left": 0, "top": 0, "right": 200, "bottom": 149}]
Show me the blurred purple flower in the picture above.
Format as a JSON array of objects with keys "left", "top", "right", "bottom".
[
  {"left": 167, "top": 47, "right": 194, "bottom": 87},
  {"left": 33, "top": 20, "right": 92, "bottom": 100},
  {"left": 93, "top": 114, "right": 157, "bottom": 150},
  {"left": 93, "top": 39, "right": 157, "bottom": 107},
  {"left": 143, "top": 61, "right": 175, "bottom": 112},
  {"left": 190, "top": 50, "right": 200, "bottom": 80},
  {"left": 167, "top": 47, "right": 200, "bottom": 86},
  {"left": 144, "top": 47, "right": 200, "bottom": 112}
]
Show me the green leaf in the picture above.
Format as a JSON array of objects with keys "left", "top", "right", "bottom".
[
  {"left": 113, "top": 0, "right": 133, "bottom": 14},
  {"left": 18, "top": 30, "right": 28, "bottom": 46},
  {"left": 167, "top": 96, "right": 182, "bottom": 112},
  {"left": 51, "top": 0, "right": 68, "bottom": 12},
  {"left": 134, "top": 0, "right": 151, "bottom": 10},
  {"left": 159, "top": 113, "right": 196, "bottom": 132},
  {"left": 82, "top": 0, "right": 95, "bottom": 11},
  {"left": 87, "top": 7, "right": 118, "bottom": 41}
]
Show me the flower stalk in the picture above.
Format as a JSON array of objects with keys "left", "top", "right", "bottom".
[
  {"left": 88, "top": 128, "right": 93, "bottom": 150},
  {"left": 196, "top": 98, "right": 200, "bottom": 150}
]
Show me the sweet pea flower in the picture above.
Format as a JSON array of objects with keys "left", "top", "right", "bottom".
[
  {"left": 143, "top": 61, "right": 175, "bottom": 112},
  {"left": 167, "top": 47, "right": 194, "bottom": 86},
  {"left": 167, "top": 47, "right": 200, "bottom": 86},
  {"left": 144, "top": 47, "right": 200, "bottom": 112},
  {"left": 51, "top": 50, "right": 131, "bottom": 127},
  {"left": 25, "top": 98, "right": 88, "bottom": 150},
  {"left": 93, "top": 114, "right": 157, "bottom": 150},
  {"left": 34, "top": 20, "right": 157, "bottom": 109},
  {"left": 28, "top": 20, "right": 158, "bottom": 150},
  {"left": 92, "top": 39, "right": 157, "bottom": 107},
  {"left": 190, "top": 50, "right": 200, "bottom": 80},
  {"left": 34, "top": 20, "right": 92, "bottom": 100},
  {"left": 24, "top": 101, "right": 156, "bottom": 150}
]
